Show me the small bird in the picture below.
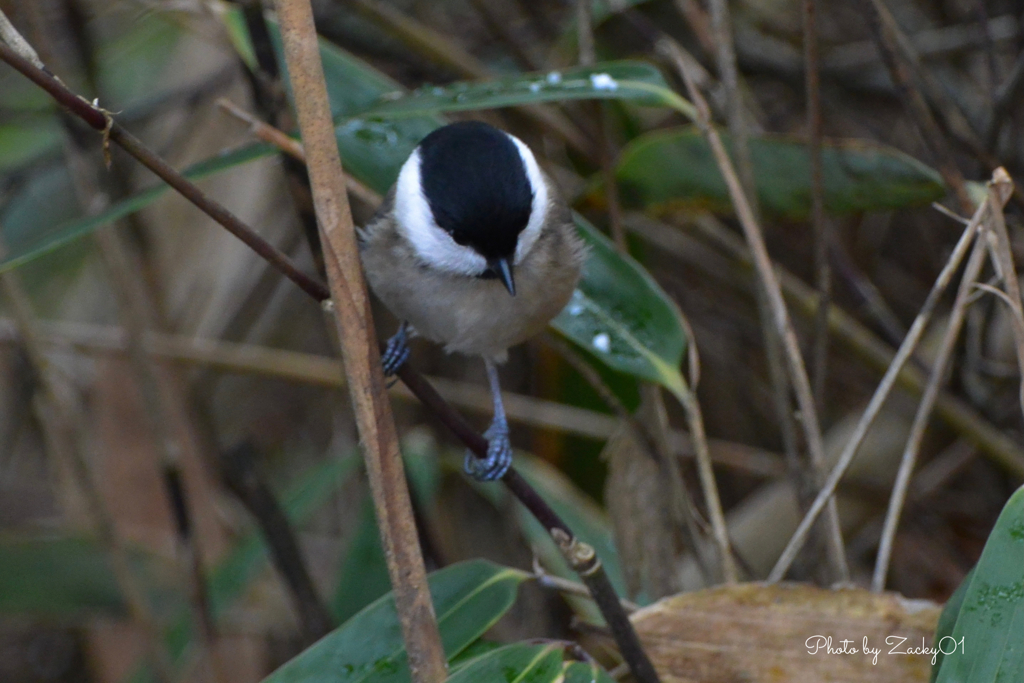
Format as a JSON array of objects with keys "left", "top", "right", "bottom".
[{"left": 359, "top": 121, "right": 585, "bottom": 481}]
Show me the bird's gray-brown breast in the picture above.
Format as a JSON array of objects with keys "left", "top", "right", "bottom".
[{"left": 359, "top": 190, "right": 584, "bottom": 361}]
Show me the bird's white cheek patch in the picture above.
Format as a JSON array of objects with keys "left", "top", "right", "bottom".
[
  {"left": 507, "top": 134, "right": 549, "bottom": 265},
  {"left": 394, "top": 149, "right": 488, "bottom": 276}
]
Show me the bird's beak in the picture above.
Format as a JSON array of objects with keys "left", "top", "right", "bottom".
[{"left": 489, "top": 257, "right": 516, "bottom": 297}]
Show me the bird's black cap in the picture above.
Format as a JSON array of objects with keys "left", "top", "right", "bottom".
[{"left": 418, "top": 121, "right": 534, "bottom": 270}]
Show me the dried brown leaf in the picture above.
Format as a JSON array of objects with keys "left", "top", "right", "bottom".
[{"left": 632, "top": 583, "right": 940, "bottom": 682}]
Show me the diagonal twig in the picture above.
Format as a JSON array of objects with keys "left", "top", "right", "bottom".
[
  {"left": 679, "top": 65, "right": 850, "bottom": 582},
  {"left": 871, "top": 170, "right": 1016, "bottom": 591},
  {"left": 870, "top": 233, "right": 989, "bottom": 592}
]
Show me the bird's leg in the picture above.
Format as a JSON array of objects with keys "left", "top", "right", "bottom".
[
  {"left": 464, "top": 358, "right": 513, "bottom": 481},
  {"left": 381, "top": 321, "right": 411, "bottom": 379}
]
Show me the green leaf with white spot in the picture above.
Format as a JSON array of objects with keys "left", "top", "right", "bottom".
[
  {"left": 355, "top": 61, "right": 693, "bottom": 120},
  {"left": 553, "top": 215, "right": 688, "bottom": 398}
]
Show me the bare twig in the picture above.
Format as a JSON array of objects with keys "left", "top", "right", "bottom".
[
  {"left": 466, "top": 0, "right": 543, "bottom": 71},
  {"left": 871, "top": 234, "right": 989, "bottom": 592},
  {"left": 273, "top": 1, "right": 446, "bottom": 680},
  {"left": 707, "top": 0, "right": 758, "bottom": 211},
  {"left": 981, "top": 179, "right": 1024, "bottom": 417},
  {"left": 871, "top": 172, "right": 1016, "bottom": 592},
  {"left": 0, "top": 317, "right": 786, "bottom": 478},
  {"left": 659, "top": 28, "right": 815, "bottom": 556},
  {"left": 803, "top": 0, "right": 830, "bottom": 413},
  {"left": 575, "top": 0, "right": 596, "bottom": 68},
  {"left": 0, "top": 9, "right": 42, "bottom": 68},
  {"left": 985, "top": 49, "right": 1024, "bottom": 151},
  {"left": 769, "top": 170, "right": 1011, "bottom": 583},
  {"left": 216, "top": 97, "right": 382, "bottom": 208},
  {"left": 829, "top": 236, "right": 907, "bottom": 348},
  {"left": 532, "top": 559, "right": 641, "bottom": 613},
  {"left": 680, "top": 67, "right": 849, "bottom": 582},
  {"left": 674, "top": 378, "right": 738, "bottom": 583},
  {"left": 644, "top": 212, "right": 1024, "bottom": 476}
]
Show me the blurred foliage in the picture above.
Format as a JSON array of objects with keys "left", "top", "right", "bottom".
[{"left": 0, "top": 0, "right": 1022, "bottom": 681}]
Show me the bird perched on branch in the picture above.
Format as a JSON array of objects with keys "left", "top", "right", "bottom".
[{"left": 359, "top": 121, "right": 585, "bottom": 480}]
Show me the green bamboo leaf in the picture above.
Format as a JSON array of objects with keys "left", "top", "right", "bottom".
[
  {"left": 0, "top": 143, "right": 273, "bottom": 273},
  {"left": 931, "top": 567, "right": 975, "bottom": 683},
  {"left": 262, "top": 560, "right": 529, "bottom": 683},
  {"left": 561, "top": 660, "right": 617, "bottom": 683},
  {"left": 330, "top": 498, "right": 390, "bottom": 624},
  {"left": 331, "top": 434, "right": 440, "bottom": 623},
  {"left": 613, "top": 127, "right": 947, "bottom": 219},
  {"left": 0, "top": 120, "right": 62, "bottom": 172},
  {"left": 590, "top": 0, "right": 653, "bottom": 25},
  {"left": 935, "top": 485, "right": 1024, "bottom": 683},
  {"left": 0, "top": 536, "right": 173, "bottom": 618},
  {"left": 355, "top": 61, "right": 692, "bottom": 119},
  {"left": 446, "top": 643, "right": 563, "bottom": 683},
  {"left": 553, "top": 215, "right": 688, "bottom": 397}
]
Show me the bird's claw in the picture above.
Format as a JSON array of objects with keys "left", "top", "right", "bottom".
[
  {"left": 381, "top": 324, "right": 410, "bottom": 379},
  {"left": 464, "top": 421, "right": 512, "bottom": 481}
]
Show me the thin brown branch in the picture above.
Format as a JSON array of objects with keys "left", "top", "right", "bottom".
[
  {"left": 466, "top": 0, "right": 543, "bottom": 71},
  {"left": 0, "top": 317, "right": 787, "bottom": 478},
  {"left": 533, "top": 559, "right": 641, "bottom": 613},
  {"left": 981, "top": 180, "right": 1024, "bottom": 418},
  {"left": 216, "top": 97, "right": 382, "bottom": 208},
  {"left": 680, "top": 66, "right": 850, "bottom": 582},
  {"left": 871, "top": 172, "right": 1016, "bottom": 592},
  {"left": 803, "top": 0, "right": 830, "bottom": 413},
  {"left": 658, "top": 30, "right": 816, "bottom": 558},
  {"left": 636, "top": 211, "right": 1024, "bottom": 476},
  {"left": 273, "top": 1, "right": 446, "bottom": 680}
]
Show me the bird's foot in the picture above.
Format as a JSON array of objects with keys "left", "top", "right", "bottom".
[
  {"left": 464, "top": 420, "right": 513, "bottom": 481},
  {"left": 381, "top": 323, "right": 410, "bottom": 382}
]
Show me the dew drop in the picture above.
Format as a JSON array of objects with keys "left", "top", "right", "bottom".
[
  {"left": 592, "top": 332, "right": 611, "bottom": 352},
  {"left": 590, "top": 73, "right": 619, "bottom": 91}
]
